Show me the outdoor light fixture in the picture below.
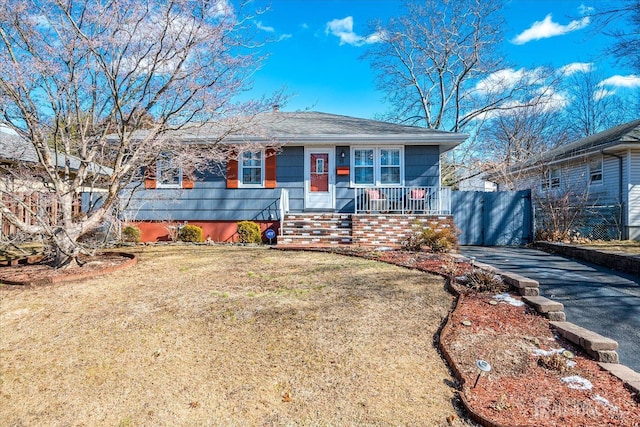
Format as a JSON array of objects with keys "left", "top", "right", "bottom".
[{"left": 473, "top": 359, "right": 492, "bottom": 388}]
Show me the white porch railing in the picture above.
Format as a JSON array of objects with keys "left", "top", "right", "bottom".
[
  {"left": 354, "top": 186, "right": 451, "bottom": 215},
  {"left": 279, "top": 188, "right": 290, "bottom": 234}
]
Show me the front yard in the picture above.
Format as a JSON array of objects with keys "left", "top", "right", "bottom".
[{"left": 0, "top": 246, "right": 466, "bottom": 426}]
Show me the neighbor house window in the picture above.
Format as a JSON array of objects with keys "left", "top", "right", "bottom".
[
  {"left": 351, "top": 147, "right": 403, "bottom": 186},
  {"left": 589, "top": 157, "right": 603, "bottom": 185},
  {"left": 240, "top": 150, "right": 264, "bottom": 187},
  {"left": 156, "top": 155, "right": 182, "bottom": 188},
  {"left": 541, "top": 168, "right": 561, "bottom": 190}
]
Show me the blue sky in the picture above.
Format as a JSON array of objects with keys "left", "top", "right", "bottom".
[{"left": 242, "top": 0, "right": 639, "bottom": 119}]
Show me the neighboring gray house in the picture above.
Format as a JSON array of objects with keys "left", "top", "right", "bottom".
[
  {"left": 0, "top": 130, "right": 110, "bottom": 237},
  {"left": 490, "top": 119, "right": 640, "bottom": 240},
  {"left": 124, "top": 111, "right": 468, "bottom": 243}
]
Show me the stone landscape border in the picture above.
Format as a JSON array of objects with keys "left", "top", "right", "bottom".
[
  {"left": 534, "top": 241, "right": 640, "bottom": 276},
  {"left": 465, "top": 256, "right": 640, "bottom": 397},
  {"left": 0, "top": 252, "right": 137, "bottom": 286}
]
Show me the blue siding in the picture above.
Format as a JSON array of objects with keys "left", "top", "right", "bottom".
[
  {"left": 123, "top": 144, "right": 442, "bottom": 219},
  {"left": 405, "top": 145, "right": 440, "bottom": 187}
]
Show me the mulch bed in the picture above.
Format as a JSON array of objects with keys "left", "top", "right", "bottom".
[{"left": 0, "top": 252, "right": 136, "bottom": 286}]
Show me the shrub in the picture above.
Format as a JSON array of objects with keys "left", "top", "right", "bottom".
[
  {"left": 237, "top": 221, "right": 262, "bottom": 244},
  {"left": 460, "top": 269, "right": 509, "bottom": 293},
  {"left": 121, "top": 225, "right": 141, "bottom": 243},
  {"left": 402, "top": 224, "right": 458, "bottom": 253},
  {"left": 178, "top": 224, "right": 204, "bottom": 242}
]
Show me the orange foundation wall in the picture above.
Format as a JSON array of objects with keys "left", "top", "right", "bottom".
[{"left": 132, "top": 221, "right": 280, "bottom": 243}]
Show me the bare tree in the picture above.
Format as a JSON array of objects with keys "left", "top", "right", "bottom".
[
  {"left": 366, "top": 0, "right": 550, "bottom": 132},
  {"left": 0, "top": 0, "right": 283, "bottom": 267},
  {"left": 482, "top": 104, "right": 572, "bottom": 190},
  {"left": 589, "top": 0, "right": 640, "bottom": 73},
  {"left": 365, "top": 0, "right": 557, "bottom": 187},
  {"left": 562, "top": 69, "right": 632, "bottom": 138}
]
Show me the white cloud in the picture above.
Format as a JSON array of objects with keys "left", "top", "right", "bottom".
[
  {"left": 474, "top": 68, "right": 544, "bottom": 94},
  {"left": 598, "top": 74, "right": 640, "bottom": 88},
  {"left": 278, "top": 33, "right": 293, "bottom": 42},
  {"left": 536, "top": 86, "right": 571, "bottom": 112},
  {"left": 593, "top": 87, "right": 616, "bottom": 101},
  {"left": 256, "top": 21, "right": 274, "bottom": 32},
  {"left": 325, "top": 16, "right": 382, "bottom": 46},
  {"left": 512, "top": 14, "right": 590, "bottom": 45},
  {"left": 559, "top": 62, "right": 593, "bottom": 76},
  {"left": 578, "top": 5, "right": 595, "bottom": 15}
]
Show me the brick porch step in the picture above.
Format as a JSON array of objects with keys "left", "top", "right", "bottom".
[{"left": 278, "top": 213, "right": 353, "bottom": 246}]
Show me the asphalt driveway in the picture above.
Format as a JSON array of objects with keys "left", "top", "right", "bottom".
[{"left": 460, "top": 246, "right": 640, "bottom": 372}]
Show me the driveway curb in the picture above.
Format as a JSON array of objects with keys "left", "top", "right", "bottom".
[
  {"left": 534, "top": 241, "right": 640, "bottom": 276},
  {"left": 461, "top": 254, "right": 640, "bottom": 397}
]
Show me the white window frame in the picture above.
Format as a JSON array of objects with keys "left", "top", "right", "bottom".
[
  {"left": 156, "top": 155, "right": 182, "bottom": 189},
  {"left": 541, "top": 167, "right": 561, "bottom": 190},
  {"left": 238, "top": 149, "right": 265, "bottom": 188},
  {"left": 350, "top": 146, "right": 404, "bottom": 187},
  {"left": 588, "top": 156, "right": 603, "bottom": 185}
]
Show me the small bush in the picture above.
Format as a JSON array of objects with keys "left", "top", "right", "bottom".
[
  {"left": 460, "top": 269, "right": 509, "bottom": 293},
  {"left": 122, "top": 225, "right": 141, "bottom": 243},
  {"left": 402, "top": 225, "right": 458, "bottom": 253},
  {"left": 237, "top": 221, "right": 262, "bottom": 244},
  {"left": 537, "top": 352, "right": 571, "bottom": 373},
  {"left": 178, "top": 224, "right": 204, "bottom": 242}
]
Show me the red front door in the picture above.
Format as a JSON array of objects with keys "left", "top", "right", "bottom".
[{"left": 306, "top": 149, "right": 334, "bottom": 210}]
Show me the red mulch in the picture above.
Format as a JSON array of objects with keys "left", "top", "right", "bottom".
[{"left": 0, "top": 252, "right": 136, "bottom": 286}]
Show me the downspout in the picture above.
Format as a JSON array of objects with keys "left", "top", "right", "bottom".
[{"left": 601, "top": 150, "right": 625, "bottom": 239}]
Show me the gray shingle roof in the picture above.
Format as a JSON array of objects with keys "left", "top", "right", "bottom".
[
  {"left": 0, "top": 130, "right": 112, "bottom": 174},
  {"left": 247, "top": 111, "right": 458, "bottom": 136},
  {"left": 170, "top": 111, "right": 468, "bottom": 147},
  {"left": 540, "top": 118, "right": 640, "bottom": 161},
  {"left": 0, "top": 132, "right": 39, "bottom": 163}
]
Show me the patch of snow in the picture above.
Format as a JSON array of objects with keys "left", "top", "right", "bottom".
[
  {"left": 593, "top": 394, "right": 618, "bottom": 410},
  {"left": 494, "top": 293, "right": 524, "bottom": 307},
  {"left": 567, "top": 360, "right": 576, "bottom": 368},
  {"left": 561, "top": 375, "right": 593, "bottom": 390},
  {"left": 374, "top": 246, "right": 394, "bottom": 251},
  {"left": 532, "top": 348, "right": 564, "bottom": 357}
]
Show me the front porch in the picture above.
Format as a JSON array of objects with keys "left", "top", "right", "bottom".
[{"left": 277, "top": 186, "right": 454, "bottom": 246}]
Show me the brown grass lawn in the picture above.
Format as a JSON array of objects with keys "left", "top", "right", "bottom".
[
  {"left": 578, "top": 240, "right": 640, "bottom": 255},
  {"left": 0, "top": 246, "right": 466, "bottom": 426}
]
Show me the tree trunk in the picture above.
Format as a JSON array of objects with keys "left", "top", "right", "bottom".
[{"left": 48, "top": 227, "right": 82, "bottom": 269}]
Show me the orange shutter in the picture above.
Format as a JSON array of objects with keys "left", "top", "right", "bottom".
[
  {"left": 182, "top": 175, "right": 194, "bottom": 189},
  {"left": 144, "top": 165, "right": 157, "bottom": 189},
  {"left": 265, "top": 148, "right": 277, "bottom": 188},
  {"left": 226, "top": 152, "right": 238, "bottom": 189}
]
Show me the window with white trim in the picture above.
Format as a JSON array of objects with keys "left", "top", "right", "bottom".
[
  {"left": 589, "top": 157, "right": 603, "bottom": 185},
  {"left": 351, "top": 147, "right": 403, "bottom": 186},
  {"left": 541, "top": 168, "right": 561, "bottom": 190},
  {"left": 240, "top": 149, "right": 264, "bottom": 187},
  {"left": 156, "top": 155, "right": 182, "bottom": 188}
]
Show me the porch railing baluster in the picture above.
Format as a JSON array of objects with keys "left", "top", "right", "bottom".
[{"left": 354, "top": 186, "right": 449, "bottom": 215}]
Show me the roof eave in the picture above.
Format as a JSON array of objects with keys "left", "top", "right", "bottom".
[{"left": 216, "top": 133, "right": 468, "bottom": 146}]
